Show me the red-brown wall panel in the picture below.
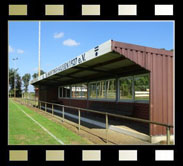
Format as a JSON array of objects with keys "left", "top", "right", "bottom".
[{"left": 112, "top": 41, "right": 174, "bottom": 136}]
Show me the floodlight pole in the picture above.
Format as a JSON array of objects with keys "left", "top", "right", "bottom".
[{"left": 38, "top": 21, "right": 41, "bottom": 77}]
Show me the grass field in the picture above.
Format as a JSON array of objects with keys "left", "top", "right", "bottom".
[{"left": 8, "top": 99, "right": 89, "bottom": 145}]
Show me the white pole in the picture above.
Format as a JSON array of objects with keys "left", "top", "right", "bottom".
[{"left": 38, "top": 21, "right": 41, "bottom": 77}]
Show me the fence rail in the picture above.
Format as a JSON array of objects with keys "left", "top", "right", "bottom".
[{"left": 18, "top": 98, "right": 173, "bottom": 144}]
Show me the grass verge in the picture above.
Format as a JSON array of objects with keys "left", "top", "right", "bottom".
[{"left": 8, "top": 99, "right": 89, "bottom": 145}]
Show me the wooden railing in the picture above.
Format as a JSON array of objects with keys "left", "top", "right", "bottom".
[{"left": 18, "top": 98, "right": 173, "bottom": 144}]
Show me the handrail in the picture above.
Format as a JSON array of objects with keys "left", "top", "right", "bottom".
[
  {"left": 20, "top": 98, "right": 173, "bottom": 144},
  {"left": 38, "top": 100, "right": 173, "bottom": 128}
]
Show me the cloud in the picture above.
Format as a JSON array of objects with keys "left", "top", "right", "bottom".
[
  {"left": 63, "top": 39, "right": 80, "bottom": 46},
  {"left": 9, "top": 45, "right": 24, "bottom": 54},
  {"left": 9, "top": 45, "right": 14, "bottom": 53},
  {"left": 17, "top": 49, "right": 24, "bottom": 54},
  {"left": 54, "top": 32, "right": 64, "bottom": 39}
]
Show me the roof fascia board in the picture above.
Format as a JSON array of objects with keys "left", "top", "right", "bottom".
[
  {"left": 31, "top": 40, "right": 112, "bottom": 85},
  {"left": 112, "top": 40, "right": 173, "bottom": 56}
]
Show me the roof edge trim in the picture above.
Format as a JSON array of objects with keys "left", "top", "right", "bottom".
[
  {"left": 112, "top": 40, "right": 173, "bottom": 57},
  {"left": 31, "top": 40, "right": 112, "bottom": 85}
]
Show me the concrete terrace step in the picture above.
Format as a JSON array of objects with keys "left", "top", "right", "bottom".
[
  {"left": 41, "top": 106, "right": 150, "bottom": 142},
  {"left": 109, "top": 125, "right": 150, "bottom": 142}
]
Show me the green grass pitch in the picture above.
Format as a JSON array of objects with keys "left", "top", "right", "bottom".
[{"left": 8, "top": 99, "right": 89, "bottom": 145}]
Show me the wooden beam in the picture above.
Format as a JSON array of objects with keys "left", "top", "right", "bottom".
[
  {"left": 63, "top": 56, "right": 126, "bottom": 77},
  {"left": 73, "top": 66, "right": 112, "bottom": 75},
  {"left": 56, "top": 75, "right": 79, "bottom": 79},
  {"left": 90, "top": 56, "right": 126, "bottom": 68}
]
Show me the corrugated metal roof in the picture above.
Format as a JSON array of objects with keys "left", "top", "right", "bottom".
[{"left": 111, "top": 40, "right": 173, "bottom": 135}]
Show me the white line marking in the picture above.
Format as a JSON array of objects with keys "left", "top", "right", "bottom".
[{"left": 11, "top": 100, "right": 64, "bottom": 145}]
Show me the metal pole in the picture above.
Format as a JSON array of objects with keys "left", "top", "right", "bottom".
[
  {"left": 62, "top": 106, "right": 64, "bottom": 122},
  {"left": 52, "top": 104, "right": 54, "bottom": 115},
  {"left": 166, "top": 126, "right": 170, "bottom": 145},
  {"left": 39, "top": 101, "right": 41, "bottom": 109},
  {"left": 35, "top": 95, "right": 36, "bottom": 107},
  {"left": 106, "top": 113, "right": 108, "bottom": 144},
  {"left": 45, "top": 103, "right": 47, "bottom": 112},
  {"left": 38, "top": 21, "right": 41, "bottom": 77},
  {"left": 78, "top": 109, "right": 80, "bottom": 132}
]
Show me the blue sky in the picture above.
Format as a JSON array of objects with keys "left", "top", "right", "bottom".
[{"left": 9, "top": 21, "right": 174, "bottom": 92}]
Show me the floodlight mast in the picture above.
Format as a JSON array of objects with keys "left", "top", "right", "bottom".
[{"left": 38, "top": 21, "right": 41, "bottom": 77}]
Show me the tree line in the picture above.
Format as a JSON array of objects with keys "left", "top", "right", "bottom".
[{"left": 9, "top": 68, "right": 45, "bottom": 97}]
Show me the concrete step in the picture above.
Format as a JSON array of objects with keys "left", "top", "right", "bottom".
[{"left": 41, "top": 106, "right": 150, "bottom": 142}]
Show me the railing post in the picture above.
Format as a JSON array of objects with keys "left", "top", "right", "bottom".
[
  {"left": 78, "top": 109, "right": 80, "bottom": 132},
  {"left": 45, "top": 103, "right": 47, "bottom": 112},
  {"left": 166, "top": 126, "right": 170, "bottom": 145},
  {"left": 105, "top": 113, "right": 108, "bottom": 144},
  {"left": 62, "top": 106, "right": 64, "bottom": 122},
  {"left": 52, "top": 104, "right": 54, "bottom": 115}
]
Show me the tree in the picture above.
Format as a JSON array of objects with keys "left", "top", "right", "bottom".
[
  {"left": 9, "top": 68, "right": 22, "bottom": 97},
  {"left": 32, "top": 70, "right": 45, "bottom": 79},
  {"left": 16, "top": 74, "right": 22, "bottom": 97},
  {"left": 32, "top": 70, "right": 45, "bottom": 95},
  {"left": 9, "top": 68, "right": 16, "bottom": 92},
  {"left": 22, "top": 73, "right": 31, "bottom": 93}
]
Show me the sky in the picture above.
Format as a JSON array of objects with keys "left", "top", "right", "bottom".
[{"left": 9, "top": 21, "right": 174, "bottom": 92}]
